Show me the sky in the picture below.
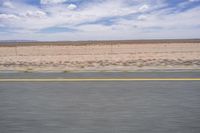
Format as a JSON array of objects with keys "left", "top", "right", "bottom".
[{"left": 0, "top": 0, "right": 200, "bottom": 41}]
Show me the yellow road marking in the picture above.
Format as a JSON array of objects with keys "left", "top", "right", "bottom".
[{"left": 0, "top": 78, "right": 200, "bottom": 82}]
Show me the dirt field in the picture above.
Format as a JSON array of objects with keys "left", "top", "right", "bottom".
[{"left": 0, "top": 40, "right": 200, "bottom": 71}]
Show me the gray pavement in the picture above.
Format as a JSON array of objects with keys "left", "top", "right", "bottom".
[
  {"left": 0, "top": 71, "right": 200, "bottom": 79},
  {"left": 0, "top": 72, "right": 200, "bottom": 133}
]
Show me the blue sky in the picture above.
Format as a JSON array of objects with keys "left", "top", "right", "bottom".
[{"left": 0, "top": 0, "right": 200, "bottom": 41}]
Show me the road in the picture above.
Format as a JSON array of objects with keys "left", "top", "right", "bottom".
[{"left": 0, "top": 72, "right": 200, "bottom": 133}]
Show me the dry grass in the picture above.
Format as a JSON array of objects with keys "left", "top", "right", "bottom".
[{"left": 0, "top": 40, "right": 200, "bottom": 71}]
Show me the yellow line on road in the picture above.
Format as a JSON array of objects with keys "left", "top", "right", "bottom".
[{"left": 0, "top": 78, "right": 200, "bottom": 82}]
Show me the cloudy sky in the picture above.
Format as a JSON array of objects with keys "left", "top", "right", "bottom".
[{"left": 0, "top": 0, "right": 200, "bottom": 41}]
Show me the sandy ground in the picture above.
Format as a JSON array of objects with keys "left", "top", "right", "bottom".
[{"left": 0, "top": 42, "right": 200, "bottom": 71}]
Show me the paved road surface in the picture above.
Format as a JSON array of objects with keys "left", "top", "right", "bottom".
[
  {"left": 0, "top": 72, "right": 200, "bottom": 133},
  {"left": 1, "top": 71, "right": 200, "bottom": 79}
]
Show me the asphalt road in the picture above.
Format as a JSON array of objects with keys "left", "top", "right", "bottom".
[
  {"left": 0, "top": 72, "right": 200, "bottom": 133},
  {"left": 1, "top": 71, "right": 200, "bottom": 79}
]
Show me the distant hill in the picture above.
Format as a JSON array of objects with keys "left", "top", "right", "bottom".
[
  {"left": 0, "top": 40, "right": 38, "bottom": 43},
  {"left": 0, "top": 39, "right": 200, "bottom": 46}
]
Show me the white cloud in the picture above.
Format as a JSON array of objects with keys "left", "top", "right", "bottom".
[
  {"left": 189, "top": 0, "right": 200, "bottom": 2},
  {"left": 0, "top": 0, "right": 200, "bottom": 40},
  {"left": 67, "top": 4, "right": 77, "bottom": 10},
  {"left": 139, "top": 4, "right": 149, "bottom": 12},
  {"left": 0, "top": 14, "right": 19, "bottom": 20},
  {"left": 116, "top": 6, "right": 200, "bottom": 31},
  {"left": 20, "top": 10, "right": 46, "bottom": 18},
  {"left": 40, "top": 0, "right": 68, "bottom": 5},
  {"left": 0, "top": 0, "right": 142, "bottom": 31},
  {"left": 2, "top": 1, "right": 14, "bottom": 8},
  {"left": 137, "top": 15, "right": 147, "bottom": 21}
]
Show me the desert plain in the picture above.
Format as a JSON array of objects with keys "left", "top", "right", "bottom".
[{"left": 0, "top": 40, "right": 200, "bottom": 71}]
